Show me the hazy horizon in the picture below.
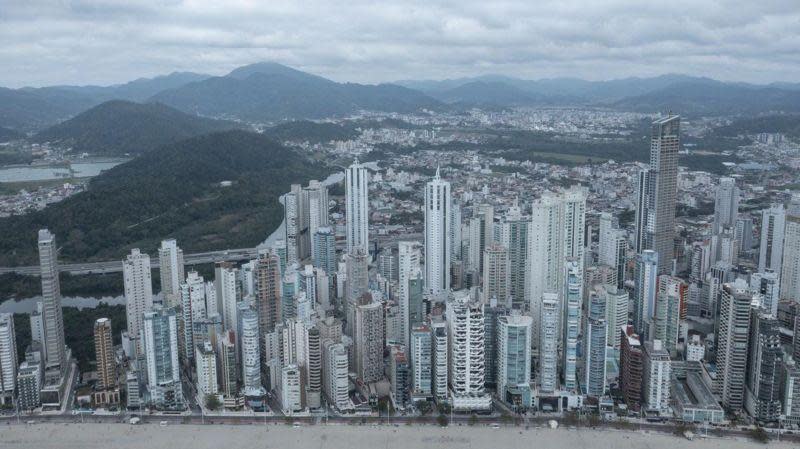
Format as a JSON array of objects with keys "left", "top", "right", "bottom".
[{"left": 2, "top": 0, "right": 799, "bottom": 88}]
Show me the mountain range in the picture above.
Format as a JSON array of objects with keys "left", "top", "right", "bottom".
[{"left": 3, "top": 63, "right": 800, "bottom": 132}]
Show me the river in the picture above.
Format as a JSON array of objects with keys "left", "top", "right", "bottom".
[{"left": 0, "top": 159, "right": 127, "bottom": 183}]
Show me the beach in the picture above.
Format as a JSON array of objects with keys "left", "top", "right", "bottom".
[{"left": 0, "top": 423, "right": 792, "bottom": 449}]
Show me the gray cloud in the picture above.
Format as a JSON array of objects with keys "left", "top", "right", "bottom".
[{"left": 0, "top": 0, "right": 798, "bottom": 87}]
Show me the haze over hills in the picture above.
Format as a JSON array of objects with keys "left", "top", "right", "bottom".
[
  {"left": 0, "top": 130, "right": 326, "bottom": 265},
  {"left": 149, "top": 62, "right": 443, "bottom": 122},
  {"left": 3, "top": 62, "right": 800, "bottom": 133},
  {"left": 32, "top": 100, "right": 239, "bottom": 156}
]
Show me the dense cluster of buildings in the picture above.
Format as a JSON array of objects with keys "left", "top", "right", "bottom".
[{"left": 3, "top": 113, "right": 800, "bottom": 428}]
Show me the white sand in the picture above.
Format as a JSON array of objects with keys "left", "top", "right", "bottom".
[{"left": 0, "top": 423, "right": 792, "bottom": 449}]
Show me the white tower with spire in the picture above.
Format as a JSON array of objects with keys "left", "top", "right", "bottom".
[{"left": 425, "top": 166, "right": 451, "bottom": 295}]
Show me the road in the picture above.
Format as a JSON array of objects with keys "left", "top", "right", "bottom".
[{"left": 0, "top": 248, "right": 260, "bottom": 276}]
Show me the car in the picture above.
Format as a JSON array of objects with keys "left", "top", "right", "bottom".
[
  {"left": 490, "top": 423, "right": 500, "bottom": 429},
  {"left": 160, "top": 421, "right": 168, "bottom": 427},
  {"left": 292, "top": 422, "right": 302, "bottom": 428}
]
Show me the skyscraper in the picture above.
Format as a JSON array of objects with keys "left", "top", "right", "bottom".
[
  {"left": 780, "top": 207, "right": 800, "bottom": 301},
  {"left": 642, "top": 340, "right": 671, "bottom": 414},
  {"left": 598, "top": 212, "right": 627, "bottom": 289},
  {"left": 312, "top": 226, "right": 337, "bottom": 275},
  {"left": 410, "top": 325, "right": 432, "bottom": 398},
  {"left": 398, "top": 241, "right": 422, "bottom": 347},
  {"left": 562, "top": 260, "right": 581, "bottom": 391},
  {"left": 237, "top": 305, "right": 264, "bottom": 397},
  {"left": 715, "top": 281, "right": 754, "bottom": 411},
  {"left": 254, "top": 250, "right": 282, "bottom": 334},
  {"left": 0, "top": 313, "right": 17, "bottom": 405},
  {"left": 620, "top": 325, "right": 644, "bottom": 411},
  {"left": 305, "top": 179, "right": 329, "bottom": 261},
  {"left": 595, "top": 284, "right": 628, "bottom": 350},
  {"left": 195, "top": 341, "right": 218, "bottom": 397},
  {"left": 322, "top": 339, "right": 350, "bottom": 411},
  {"left": 653, "top": 276, "right": 683, "bottom": 354},
  {"left": 431, "top": 320, "right": 449, "bottom": 403},
  {"left": 745, "top": 310, "right": 783, "bottom": 422},
  {"left": 633, "top": 250, "right": 658, "bottom": 337},
  {"left": 538, "top": 293, "right": 559, "bottom": 394},
  {"left": 142, "top": 307, "right": 183, "bottom": 409},
  {"left": 94, "top": 318, "right": 116, "bottom": 391},
  {"left": 345, "top": 159, "right": 369, "bottom": 255},
  {"left": 584, "top": 291, "right": 607, "bottom": 397},
  {"left": 123, "top": 248, "right": 153, "bottom": 356},
  {"left": 468, "top": 204, "right": 494, "bottom": 274},
  {"left": 482, "top": 243, "right": 510, "bottom": 305},
  {"left": 424, "top": 167, "right": 451, "bottom": 295},
  {"left": 758, "top": 204, "right": 785, "bottom": 274},
  {"left": 499, "top": 201, "right": 529, "bottom": 310},
  {"left": 214, "top": 262, "right": 239, "bottom": 333},
  {"left": 354, "top": 294, "right": 384, "bottom": 384},
  {"left": 637, "top": 115, "right": 681, "bottom": 274},
  {"left": 39, "top": 229, "right": 66, "bottom": 376},
  {"left": 158, "top": 239, "right": 185, "bottom": 309},
  {"left": 446, "top": 289, "right": 490, "bottom": 411},
  {"left": 284, "top": 183, "right": 307, "bottom": 265},
  {"left": 345, "top": 249, "right": 369, "bottom": 336},
  {"left": 713, "top": 177, "right": 739, "bottom": 234},
  {"left": 497, "top": 314, "right": 533, "bottom": 407}
]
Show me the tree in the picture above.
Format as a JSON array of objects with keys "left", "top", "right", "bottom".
[
  {"left": 205, "top": 395, "right": 222, "bottom": 411},
  {"left": 437, "top": 413, "right": 448, "bottom": 427},
  {"left": 749, "top": 427, "right": 769, "bottom": 444},
  {"left": 468, "top": 414, "right": 478, "bottom": 426},
  {"left": 417, "top": 401, "right": 433, "bottom": 416}
]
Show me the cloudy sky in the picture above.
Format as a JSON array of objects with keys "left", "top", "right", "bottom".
[{"left": 1, "top": 0, "right": 799, "bottom": 88}]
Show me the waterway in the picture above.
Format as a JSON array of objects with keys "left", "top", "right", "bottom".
[{"left": 0, "top": 158, "right": 127, "bottom": 183}]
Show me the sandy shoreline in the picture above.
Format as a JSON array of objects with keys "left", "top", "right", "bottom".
[{"left": 0, "top": 423, "right": 793, "bottom": 449}]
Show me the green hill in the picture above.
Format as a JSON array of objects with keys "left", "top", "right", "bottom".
[
  {"left": 0, "top": 130, "right": 327, "bottom": 265},
  {"left": 31, "top": 100, "right": 239, "bottom": 156}
]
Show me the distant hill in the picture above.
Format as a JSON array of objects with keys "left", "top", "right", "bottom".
[
  {"left": 428, "top": 81, "right": 551, "bottom": 106},
  {"left": 0, "top": 87, "right": 97, "bottom": 131},
  {"left": 0, "top": 72, "right": 210, "bottom": 131},
  {"left": 0, "top": 130, "right": 327, "bottom": 265},
  {"left": 611, "top": 80, "right": 800, "bottom": 116},
  {"left": 32, "top": 100, "right": 239, "bottom": 155},
  {"left": 0, "top": 126, "right": 24, "bottom": 143},
  {"left": 150, "top": 62, "right": 442, "bottom": 122}
]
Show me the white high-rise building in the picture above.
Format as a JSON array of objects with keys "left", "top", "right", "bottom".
[
  {"left": 562, "top": 260, "right": 582, "bottom": 391},
  {"left": 195, "top": 341, "right": 218, "bottom": 396},
  {"left": 633, "top": 250, "right": 658, "bottom": 337},
  {"left": 595, "top": 284, "right": 628, "bottom": 350},
  {"left": 482, "top": 243, "right": 510, "bottom": 305},
  {"left": 598, "top": 213, "right": 627, "bottom": 289},
  {"left": 410, "top": 325, "right": 432, "bottom": 398},
  {"left": 499, "top": 201, "right": 529, "bottom": 310},
  {"left": 538, "top": 293, "right": 559, "bottom": 394},
  {"left": 715, "top": 281, "right": 754, "bottom": 411},
  {"left": 305, "top": 180, "right": 329, "bottom": 261},
  {"left": 758, "top": 204, "right": 785, "bottom": 274},
  {"left": 497, "top": 314, "right": 532, "bottom": 405},
  {"left": 446, "top": 290, "right": 491, "bottom": 411},
  {"left": 158, "top": 239, "right": 185, "bottom": 308},
  {"left": 322, "top": 340, "right": 350, "bottom": 411},
  {"left": 751, "top": 270, "right": 780, "bottom": 317},
  {"left": 238, "top": 306, "right": 264, "bottom": 397},
  {"left": 346, "top": 159, "right": 369, "bottom": 255},
  {"left": 214, "top": 262, "right": 239, "bottom": 332},
  {"left": 142, "top": 307, "right": 183, "bottom": 409},
  {"left": 39, "top": 229, "right": 66, "bottom": 375},
  {"left": 284, "top": 183, "right": 307, "bottom": 265},
  {"left": 425, "top": 168, "right": 451, "bottom": 295},
  {"left": 468, "top": 204, "right": 494, "bottom": 274},
  {"left": 0, "top": 313, "right": 17, "bottom": 405},
  {"left": 431, "top": 320, "right": 449, "bottom": 403},
  {"left": 780, "top": 208, "right": 800, "bottom": 301},
  {"left": 398, "top": 241, "right": 422, "bottom": 348},
  {"left": 281, "top": 364, "right": 303, "bottom": 413},
  {"left": 713, "top": 177, "right": 739, "bottom": 234},
  {"left": 180, "top": 271, "right": 207, "bottom": 361},
  {"left": 643, "top": 339, "right": 671, "bottom": 414},
  {"left": 584, "top": 292, "right": 607, "bottom": 397},
  {"left": 123, "top": 248, "right": 153, "bottom": 356},
  {"left": 354, "top": 296, "right": 384, "bottom": 383}
]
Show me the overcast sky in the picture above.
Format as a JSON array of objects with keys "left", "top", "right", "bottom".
[{"left": 2, "top": 0, "right": 799, "bottom": 88}]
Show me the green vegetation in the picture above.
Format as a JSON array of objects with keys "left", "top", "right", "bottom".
[
  {"left": 0, "top": 126, "right": 25, "bottom": 142},
  {"left": 749, "top": 426, "right": 769, "bottom": 444},
  {"left": 32, "top": 100, "right": 238, "bottom": 156},
  {"left": 205, "top": 395, "right": 222, "bottom": 411},
  {"left": 0, "top": 272, "right": 126, "bottom": 303},
  {"left": 14, "top": 304, "right": 126, "bottom": 370},
  {"left": 0, "top": 130, "right": 327, "bottom": 265},
  {"left": 715, "top": 114, "right": 800, "bottom": 140}
]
